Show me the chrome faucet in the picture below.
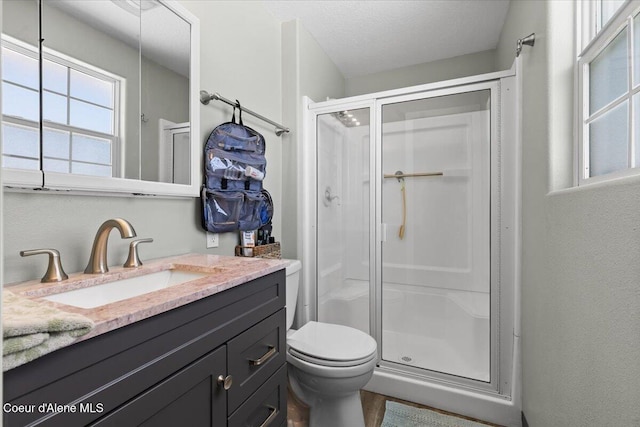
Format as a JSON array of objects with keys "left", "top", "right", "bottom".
[{"left": 84, "top": 218, "right": 137, "bottom": 274}]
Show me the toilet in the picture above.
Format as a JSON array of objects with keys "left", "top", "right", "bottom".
[{"left": 284, "top": 259, "right": 377, "bottom": 427}]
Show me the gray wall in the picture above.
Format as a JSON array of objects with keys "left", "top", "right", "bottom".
[
  {"left": 496, "top": 1, "right": 640, "bottom": 426},
  {"left": 281, "top": 19, "right": 345, "bottom": 259},
  {"left": 2, "top": 1, "right": 284, "bottom": 283},
  {"left": 345, "top": 49, "right": 497, "bottom": 96},
  {"left": 2, "top": 2, "right": 345, "bottom": 283}
]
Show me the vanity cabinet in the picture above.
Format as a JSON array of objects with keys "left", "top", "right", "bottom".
[{"left": 3, "top": 270, "right": 287, "bottom": 427}]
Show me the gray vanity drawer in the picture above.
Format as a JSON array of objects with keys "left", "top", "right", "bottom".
[
  {"left": 227, "top": 308, "right": 286, "bottom": 414},
  {"left": 228, "top": 365, "right": 287, "bottom": 427}
]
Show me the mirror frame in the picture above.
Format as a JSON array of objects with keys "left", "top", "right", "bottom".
[{"left": 2, "top": 0, "right": 201, "bottom": 197}]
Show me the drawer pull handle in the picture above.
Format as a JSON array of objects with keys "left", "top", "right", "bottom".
[
  {"left": 249, "top": 346, "right": 276, "bottom": 366},
  {"left": 217, "top": 374, "right": 233, "bottom": 390},
  {"left": 259, "top": 405, "right": 279, "bottom": 427}
]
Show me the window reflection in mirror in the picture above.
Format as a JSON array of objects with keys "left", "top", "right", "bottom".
[
  {"left": 1, "top": 0, "right": 192, "bottom": 187},
  {"left": 1, "top": 0, "right": 40, "bottom": 172},
  {"left": 42, "top": 0, "right": 141, "bottom": 180}
]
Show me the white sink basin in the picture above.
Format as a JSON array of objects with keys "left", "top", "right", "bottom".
[{"left": 43, "top": 269, "right": 211, "bottom": 308}]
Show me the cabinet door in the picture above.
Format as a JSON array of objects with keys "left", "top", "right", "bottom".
[{"left": 92, "top": 346, "right": 227, "bottom": 426}]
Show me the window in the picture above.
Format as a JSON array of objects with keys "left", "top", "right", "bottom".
[
  {"left": 577, "top": 0, "right": 640, "bottom": 184},
  {"left": 1, "top": 37, "right": 121, "bottom": 177}
]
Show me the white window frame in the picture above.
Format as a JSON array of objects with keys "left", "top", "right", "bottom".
[
  {"left": 1, "top": 35, "right": 123, "bottom": 178},
  {"left": 577, "top": 0, "right": 640, "bottom": 185}
]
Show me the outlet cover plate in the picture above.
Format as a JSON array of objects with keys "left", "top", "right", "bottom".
[{"left": 206, "top": 232, "right": 219, "bottom": 248}]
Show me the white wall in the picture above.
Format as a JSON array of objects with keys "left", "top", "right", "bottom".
[
  {"left": 345, "top": 49, "right": 497, "bottom": 96},
  {"left": 2, "top": 0, "right": 284, "bottom": 283},
  {"left": 281, "top": 19, "right": 345, "bottom": 259},
  {"left": 496, "top": 1, "right": 640, "bottom": 425}
]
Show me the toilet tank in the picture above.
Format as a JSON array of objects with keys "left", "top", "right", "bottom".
[{"left": 283, "top": 259, "right": 301, "bottom": 330}]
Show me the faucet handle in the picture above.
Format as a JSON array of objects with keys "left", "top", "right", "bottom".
[
  {"left": 123, "top": 238, "right": 153, "bottom": 268},
  {"left": 20, "top": 248, "right": 69, "bottom": 283}
]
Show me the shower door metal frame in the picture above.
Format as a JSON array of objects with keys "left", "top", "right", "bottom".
[
  {"left": 301, "top": 67, "right": 519, "bottom": 408},
  {"left": 300, "top": 97, "right": 377, "bottom": 328},
  {"left": 374, "top": 80, "right": 506, "bottom": 395}
]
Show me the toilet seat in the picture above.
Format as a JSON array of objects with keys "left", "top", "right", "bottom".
[
  {"left": 289, "top": 347, "right": 376, "bottom": 367},
  {"left": 287, "top": 321, "right": 377, "bottom": 367}
]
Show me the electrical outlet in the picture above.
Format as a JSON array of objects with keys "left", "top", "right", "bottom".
[{"left": 206, "top": 232, "right": 219, "bottom": 248}]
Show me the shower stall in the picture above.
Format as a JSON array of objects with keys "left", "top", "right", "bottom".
[{"left": 300, "top": 68, "right": 521, "bottom": 426}]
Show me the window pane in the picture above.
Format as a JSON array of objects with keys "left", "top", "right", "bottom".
[
  {"left": 2, "top": 82, "right": 39, "bottom": 121},
  {"left": 43, "top": 158, "right": 70, "bottom": 173},
  {"left": 600, "top": 0, "right": 626, "bottom": 30},
  {"left": 70, "top": 70, "right": 113, "bottom": 108},
  {"left": 43, "top": 128, "right": 70, "bottom": 159},
  {"left": 2, "top": 123, "right": 39, "bottom": 158},
  {"left": 590, "top": 28, "right": 628, "bottom": 114},
  {"left": 43, "top": 91, "right": 68, "bottom": 124},
  {"left": 3, "top": 156, "right": 39, "bottom": 170},
  {"left": 72, "top": 134, "right": 111, "bottom": 164},
  {"left": 71, "top": 162, "right": 111, "bottom": 177},
  {"left": 2, "top": 47, "right": 38, "bottom": 89},
  {"left": 43, "top": 59, "right": 68, "bottom": 94},
  {"left": 70, "top": 100, "right": 113, "bottom": 134},
  {"left": 589, "top": 101, "right": 628, "bottom": 176}
]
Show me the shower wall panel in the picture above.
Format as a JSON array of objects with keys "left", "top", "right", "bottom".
[
  {"left": 317, "top": 109, "right": 371, "bottom": 334},
  {"left": 381, "top": 110, "right": 489, "bottom": 294}
]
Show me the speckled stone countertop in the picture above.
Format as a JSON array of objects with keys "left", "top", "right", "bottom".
[{"left": 5, "top": 253, "right": 290, "bottom": 341}]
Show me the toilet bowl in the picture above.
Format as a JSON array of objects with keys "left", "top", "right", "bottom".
[{"left": 284, "top": 260, "right": 377, "bottom": 427}]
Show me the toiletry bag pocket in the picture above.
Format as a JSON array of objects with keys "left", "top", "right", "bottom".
[
  {"left": 208, "top": 121, "right": 265, "bottom": 154},
  {"left": 238, "top": 191, "right": 269, "bottom": 231},
  {"left": 205, "top": 148, "right": 266, "bottom": 192},
  {"left": 202, "top": 189, "right": 244, "bottom": 233}
]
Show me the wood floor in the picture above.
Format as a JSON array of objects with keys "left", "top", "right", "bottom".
[{"left": 287, "top": 387, "right": 501, "bottom": 427}]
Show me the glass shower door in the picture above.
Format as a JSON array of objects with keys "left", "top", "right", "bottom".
[
  {"left": 379, "top": 88, "right": 492, "bottom": 382},
  {"left": 316, "top": 106, "right": 372, "bottom": 335}
]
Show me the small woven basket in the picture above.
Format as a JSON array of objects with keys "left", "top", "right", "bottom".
[{"left": 235, "top": 242, "right": 281, "bottom": 259}]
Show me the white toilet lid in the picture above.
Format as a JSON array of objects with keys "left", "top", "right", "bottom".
[{"left": 287, "top": 321, "right": 377, "bottom": 364}]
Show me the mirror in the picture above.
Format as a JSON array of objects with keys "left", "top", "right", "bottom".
[
  {"left": 1, "top": 1, "right": 41, "bottom": 175},
  {"left": 1, "top": 0, "right": 198, "bottom": 195}
]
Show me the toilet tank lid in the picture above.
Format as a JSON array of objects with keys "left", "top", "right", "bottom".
[{"left": 283, "top": 259, "right": 301, "bottom": 275}]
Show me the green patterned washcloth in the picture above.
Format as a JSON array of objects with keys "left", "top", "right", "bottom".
[{"left": 3, "top": 290, "right": 94, "bottom": 371}]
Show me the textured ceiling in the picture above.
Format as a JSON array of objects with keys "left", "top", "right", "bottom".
[{"left": 262, "top": 0, "right": 511, "bottom": 79}]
